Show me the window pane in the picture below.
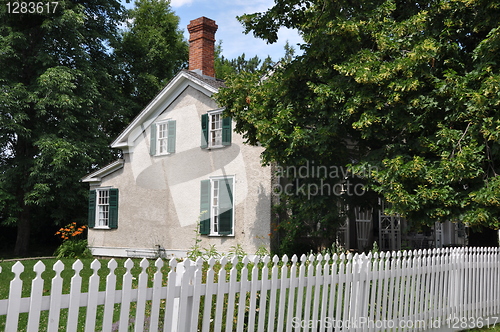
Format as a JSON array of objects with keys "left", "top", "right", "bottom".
[{"left": 97, "top": 189, "right": 110, "bottom": 227}]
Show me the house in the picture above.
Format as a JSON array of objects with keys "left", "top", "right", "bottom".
[{"left": 82, "top": 17, "right": 274, "bottom": 258}]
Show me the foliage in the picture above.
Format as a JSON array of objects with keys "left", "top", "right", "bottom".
[
  {"left": 0, "top": 0, "right": 188, "bottom": 256},
  {"left": 114, "top": 0, "right": 188, "bottom": 115},
  {"left": 214, "top": 41, "right": 275, "bottom": 80},
  {"left": 0, "top": 0, "right": 127, "bottom": 255},
  {"left": 54, "top": 222, "right": 92, "bottom": 259},
  {"left": 215, "top": 0, "right": 500, "bottom": 255}
]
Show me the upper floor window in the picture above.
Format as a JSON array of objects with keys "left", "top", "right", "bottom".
[
  {"left": 150, "top": 120, "right": 176, "bottom": 156},
  {"left": 201, "top": 109, "right": 231, "bottom": 149}
]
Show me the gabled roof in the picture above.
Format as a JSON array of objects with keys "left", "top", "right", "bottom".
[
  {"left": 81, "top": 159, "right": 124, "bottom": 183},
  {"left": 111, "top": 70, "right": 225, "bottom": 151}
]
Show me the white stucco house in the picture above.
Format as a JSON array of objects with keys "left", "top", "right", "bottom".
[{"left": 82, "top": 17, "right": 274, "bottom": 258}]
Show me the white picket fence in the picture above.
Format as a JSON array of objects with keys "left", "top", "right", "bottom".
[{"left": 0, "top": 247, "right": 499, "bottom": 331}]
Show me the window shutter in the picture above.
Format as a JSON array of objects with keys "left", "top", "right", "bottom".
[
  {"left": 109, "top": 189, "right": 119, "bottom": 229},
  {"left": 199, "top": 180, "right": 211, "bottom": 234},
  {"left": 201, "top": 113, "right": 208, "bottom": 149},
  {"left": 222, "top": 117, "right": 232, "bottom": 146},
  {"left": 88, "top": 190, "right": 96, "bottom": 228},
  {"left": 167, "top": 120, "right": 176, "bottom": 153},
  {"left": 218, "top": 178, "right": 233, "bottom": 235},
  {"left": 150, "top": 123, "right": 157, "bottom": 156}
]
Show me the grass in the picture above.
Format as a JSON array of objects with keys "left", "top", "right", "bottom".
[{"left": 0, "top": 257, "right": 172, "bottom": 331}]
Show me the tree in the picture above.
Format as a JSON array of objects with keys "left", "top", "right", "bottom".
[
  {"left": 215, "top": 0, "right": 500, "bottom": 253},
  {"left": 0, "top": 0, "right": 126, "bottom": 255},
  {"left": 115, "top": 0, "right": 188, "bottom": 115},
  {"left": 214, "top": 41, "right": 274, "bottom": 80}
]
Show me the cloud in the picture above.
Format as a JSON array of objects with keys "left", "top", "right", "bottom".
[{"left": 170, "top": 0, "right": 194, "bottom": 7}]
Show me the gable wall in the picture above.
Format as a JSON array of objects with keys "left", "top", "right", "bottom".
[{"left": 88, "top": 86, "right": 272, "bottom": 258}]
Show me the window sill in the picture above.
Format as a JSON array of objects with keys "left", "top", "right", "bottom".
[
  {"left": 207, "top": 145, "right": 228, "bottom": 150},
  {"left": 208, "top": 233, "right": 234, "bottom": 237},
  {"left": 93, "top": 226, "right": 111, "bottom": 230}
]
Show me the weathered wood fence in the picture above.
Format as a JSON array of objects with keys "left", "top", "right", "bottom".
[{"left": 1, "top": 247, "right": 499, "bottom": 331}]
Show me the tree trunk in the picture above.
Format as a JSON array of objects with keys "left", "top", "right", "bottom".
[{"left": 14, "top": 204, "right": 31, "bottom": 257}]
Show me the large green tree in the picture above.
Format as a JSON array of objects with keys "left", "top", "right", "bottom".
[
  {"left": 115, "top": 0, "right": 188, "bottom": 115},
  {"left": 0, "top": 0, "right": 126, "bottom": 255},
  {"left": 215, "top": 0, "right": 500, "bottom": 253}
]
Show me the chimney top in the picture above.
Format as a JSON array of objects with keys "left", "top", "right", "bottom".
[{"left": 187, "top": 17, "right": 218, "bottom": 78}]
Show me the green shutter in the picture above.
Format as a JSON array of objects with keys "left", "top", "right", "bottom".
[
  {"left": 88, "top": 190, "right": 96, "bottom": 228},
  {"left": 218, "top": 178, "right": 233, "bottom": 235},
  {"left": 201, "top": 113, "right": 208, "bottom": 149},
  {"left": 200, "top": 180, "right": 211, "bottom": 234},
  {"left": 150, "top": 123, "right": 157, "bottom": 156},
  {"left": 167, "top": 120, "right": 176, "bottom": 153},
  {"left": 222, "top": 117, "right": 232, "bottom": 146},
  {"left": 109, "top": 189, "right": 119, "bottom": 229}
]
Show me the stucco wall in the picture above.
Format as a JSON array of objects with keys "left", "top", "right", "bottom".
[{"left": 88, "top": 86, "right": 272, "bottom": 257}]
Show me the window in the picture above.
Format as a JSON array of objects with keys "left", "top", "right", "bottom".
[
  {"left": 97, "top": 189, "right": 109, "bottom": 227},
  {"left": 201, "top": 110, "right": 231, "bottom": 149},
  {"left": 210, "top": 112, "right": 222, "bottom": 147},
  {"left": 199, "top": 177, "right": 234, "bottom": 236},
  {"left": 88, "top": 188, "right": 118, "bottom": 229},
  {"left": 150, "top": 120, "right": 176, "bottom": 156}
]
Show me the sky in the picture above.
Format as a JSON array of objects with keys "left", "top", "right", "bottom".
[{"left": 122, "top": 0, "right": 303, "bottom": 62}]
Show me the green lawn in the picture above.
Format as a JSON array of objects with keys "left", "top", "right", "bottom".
[{"left": 0, "top": 257, "right": 172, "bottom": 331}]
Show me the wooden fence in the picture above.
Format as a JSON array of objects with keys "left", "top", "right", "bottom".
[{"left": 1, "top": 247, "right": 499, "bottom": 331}]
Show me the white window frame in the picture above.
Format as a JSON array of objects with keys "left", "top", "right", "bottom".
[
  {"left": 95, "top": 188, "right": 110, "bottom": 229},
  {"left": 208, "top": 110, "right": 223, "bottom": 148},
  {"left": 209, "top": 176, "right": 234, "bottom": 236},
  {"left": 156, "top": 120, "right": 171, "bottom": 155}
]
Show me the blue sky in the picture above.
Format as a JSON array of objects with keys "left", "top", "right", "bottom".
[{"left": 122, "top": 0, "right": 303, "bottom": 62}]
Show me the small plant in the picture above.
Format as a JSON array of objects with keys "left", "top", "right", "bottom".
[
  {"left": 229, "top": 243, "right": 247, "bottom": 260},
  {"left": 255, "top": 245, "right": 269, "bottom": 258},
  {"left": 187, "top": 217, "right": 205, "bottom": 260},
  {"left": 187, "top": 213, "right": 223, "bottom": 260},
  {"left": 54, "top": 222, "right": 92, "bottom": 259}
]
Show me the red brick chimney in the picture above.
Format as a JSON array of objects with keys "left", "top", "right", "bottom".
[{"left": 187, "top": 17, "right": 218, "bottom": 78}]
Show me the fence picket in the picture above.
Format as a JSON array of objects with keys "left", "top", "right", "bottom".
[
  {"left": 257, "top": 255, "right": 270, "bottom": 332},
  {"left": 214, "top": 256, "right": 228, "bottom": 332},
  {"left": 26, "top": 261, "right": 45, "bottom": 332},
  {"left": 118, "top": 258, "right": 134, "bottom": 332},
  {"left": 102, "top": 259, "right": 118, "bottom": 332},
  {"left": 303, "top": 254, "right": 315, "bottom": 332},
  {"left": 163, "top": 258, "right": 178, "bottom": 332},
  {"left": 134, "top": 258, "right": 149, "bottom": 332},
  {"left": 236, "top": 256, "right": 250, "bottom": 332},
  {"left": 277, "top": 255, "right": 289, "bottom": 332},
  {"left": 267, "top": 255, "right": 280, "bottom": 332},
  {"left": 225, "top": 256, "right": 239, "bottom": 332},
  {"left": 85, "top": 259, "right": 101, "bottom": 332},
  {"left": 5, "top": 261, "right": 24, "bottom": 332},
  {"left": 47, "top": 260, "right": 64, "bottom": 332},
  {"left": 285, "top": 255, "right": 298, "bottom": 332},
  {"left": 66, "top": 260, "right": 83, "bottom": 332},
  {"left": 190, "top": 257, "right": 204, "bottom": 332},
  {"left": 200, "top": 257, "right": 215, "bottom": 332}
]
